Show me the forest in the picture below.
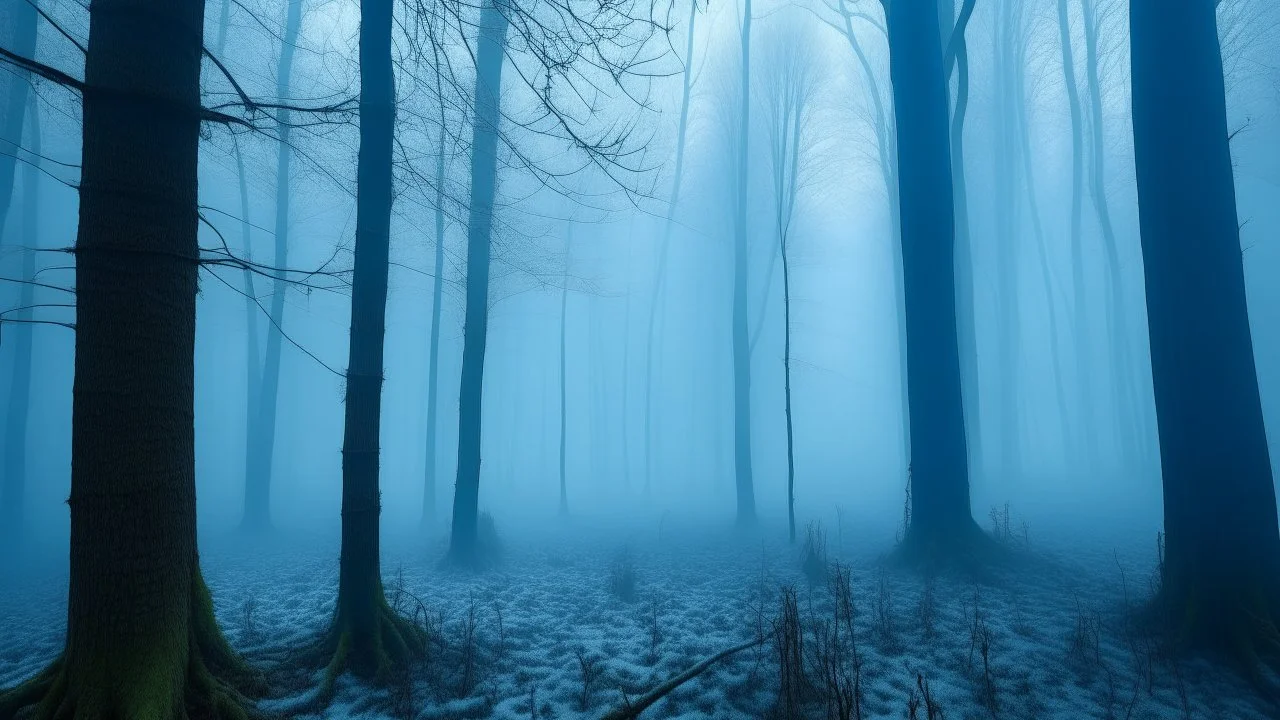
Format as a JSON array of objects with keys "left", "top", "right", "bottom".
[{"left": 2, "top": 0, "right": 1280, "bottom": 717}]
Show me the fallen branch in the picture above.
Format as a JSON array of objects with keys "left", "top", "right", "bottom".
[{"left": 598, "top": 638, "right": 763, "bottom": 720}]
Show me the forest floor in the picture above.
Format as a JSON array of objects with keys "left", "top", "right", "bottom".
[{"left": 0, "top": 512, "right": 1273, "bottom": 720}]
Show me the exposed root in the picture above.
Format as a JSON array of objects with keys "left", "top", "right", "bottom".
[
  {"left": 0, "top": 574, "right": 260, "bottom": 720},
  {"left": 598, "top": 637, "right": 763, "bottom": 720}
]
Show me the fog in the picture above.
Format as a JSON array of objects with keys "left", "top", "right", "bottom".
[{"left": 3, "top": 0, "right": 1280, "bottom": 717}]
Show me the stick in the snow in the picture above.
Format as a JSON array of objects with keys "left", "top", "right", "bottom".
[{"left": 598, "top": 637, "right": 763, "bottom": 720}]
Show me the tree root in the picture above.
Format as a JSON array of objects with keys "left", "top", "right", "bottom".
[
  {"left": 895, "top": 518, "right": 1000, "bottom": 572},
  {"left": 0, "top": 574, "right": 261, "bottom": 720},
  {"left": 287, "top": 597, "right": 425, "bottom": 714}
]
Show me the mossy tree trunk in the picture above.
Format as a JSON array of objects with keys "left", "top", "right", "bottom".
[
  {"left": 0, "top": 0, "right": 256, "bottom": 714},
  {"left": 319, "top": 0, "right": 423, "bottom": 682},
  {"left": 1130, "top": 0, "right": 1280, "bottom": 655},
  {"left": 886, "top": 0, "right": 985, "bottom": 562}
]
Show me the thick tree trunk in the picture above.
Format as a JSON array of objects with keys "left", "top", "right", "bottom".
[
  {"left": 1130, "top": 0, "right": 1280, "bottom": 653},
  {"left": 422, "top": 120, "right": 447, "bottom": 526},
  {"left": 243, "top": 0, "right": 304, "bottom": 531},
  {"left": 320, "top": 0, "right": 422, "bottom": 682},
  {"left": 1, "top": 99, "right": 39, "bottom": 542},
  {"left": 0, "top": 0, "right": 256, "bottom": 713},
  {"left": 731, "top": 0, "right": 757, "bottom": 526},
  {"left": 887, "top": 0, "right": 983, "bottom": 562},
  {"left": 449, "top": 0, "right": 508, "bottom": 566},
  {"left": 0, "top": 0, "right": 36, "bottom": 242}
]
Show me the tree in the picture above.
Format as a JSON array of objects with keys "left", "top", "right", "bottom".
[
  {"left": 314, "top": 0, "right": 425, "bottom": 682},
  {"left": 731, "top": 0, "right": 758, "bottom": 526},
  {"left": 449, "top": 0, "right": 509, "bottom": 566},
  {"left": 243, "top": 0, "right": 306, "bottom": 531},
  {"left": 0, "top": 0, "right": 36, "bottom": 240},
  {"left": 1130, "top": 0, "right": 1280, "bottom": 656},
  {"left": 421, "top": 81, "right": 450, "bottom": 527},
  {"left": 0, "top": 0, "right": 258, "bottom": 712},
  {"left": 885, "top": 0, "right": 985, "bottom": 562},
  {"left": 559, "top": 225, "right": 573, "bottom": 516},
  {"left": 643, "top": 0, "right": 699, "bottom": 498},
  {"left": 758, "top": 16, "right": 820, "bottom": 544},
  {"left": 1, "top": 96, "right": 39, "bottom": 542}
]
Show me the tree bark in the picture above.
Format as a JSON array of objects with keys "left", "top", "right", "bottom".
[
  {"left": 318, "top": 0, "right": 423, "bottom": 683},
  {"left": 886, "top": 0, "right": 984, "bottom": 562},
  {"left": 1130, "top": 0, "right": 1280, "bottom": 653},
  {"left": 0, "top": 0, "right": 256, "bottom": 712},
  {"left": 449, "top": 0, "right": 509, "bottom": 566},
  {"left": 243, "top": 0, "right": 304, "bottom": 531},
  {"left": 731, "top": 0, "right": 757, "bottom": 526}
]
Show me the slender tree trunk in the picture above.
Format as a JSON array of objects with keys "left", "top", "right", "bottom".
[
  {"left": 243, "top": 0, "right": 304, "bottom": 531},
  {"left": 449, "top": 0, "right": 509, "bottom": 566},
  {"left": 781, "top": 236, "right": 796, "bottom": 545},
  {"left": 422, "top": 123, "right": 447, "bottom": 526},
  {"left": 644, "top": 0, "right": 697, "bottom": 498},
  {"left": 322, "top": 0, "right": 422, "bottom": 680},
  {"left": 621, "top": 268, "right": 632, "bottom": 491},
  {"left": 1130, "top": 0, "right": 1280, "bottom": 651},
  {"left": 944, "top": 0, "right": 983, "bottom": 478},
  {"left": 0, "top": 0, "right": 256, "bottom": 712},
  {"left": 1057, "top": 0, "right": 1095, "bottom": 468},
  {"left": 1012, "top": 45, "right": 1074, "bottom": 466},
  {"left": 559, "top": 230, "right": 571, "bottom": 516},
  {"left": 991, "top": 0, "right": 1022, "bottom": 482},
  {"left": 1, "top": 98, "right": 39, "bottom": 542},
  {"left": 0, "top": 0, "right": 35, "bottom": 242},
  {"left": 1082, "top": 0, "right": 1142, "bottom": 469},
  {"left": 887, "top": 0, "right": 983, "bottom": 561},
  {"left": 839, "top": 0, "right": 908, "bottom": 470},
  {"left": 731, "top": 0, "right": 757, "bottom": 525}
]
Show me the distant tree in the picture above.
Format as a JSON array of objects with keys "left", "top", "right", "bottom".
[
  {"left": 885, "top": 0, "right": 986, "bottom": 562},
  {"left": 421, "top": 90, "right": 450, "bottom": 528},
  {"left": 731, "top": 0, "right": 758, "bottom": 526},
  {"left": 243, "top": 0, "right": 306, "bottom": 531},
  {"left": 644, "top": 0, "right": 700, "bottom": 498},
  {"left": 1, "top": 98, "right": 39, "bottom": 543},
  {"left": 559, "top": 225, "right": 574, "bottom": 516},
  {"left": 0, "top": 0, "right": 36, "bottom": 240},
  {"left": 315, "top": 0, "right": 425, "bottom": 682},
  {"left": 0, "top": 0, "right": 258, "bottom": 711},
  {"left": 449, "top": 0, "right": 509, "bottom": 566},
  {"left": 1130, "top": 0, "right": 1280, "bottom": 656},
  {"left": 757, "top": 16, "right": 821, "bottom": 544}
]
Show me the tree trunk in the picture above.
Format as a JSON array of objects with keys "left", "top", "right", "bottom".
[
  {"left": 1130, "top": 0, "right": 1280, "bottom": 653},
  {"left": 991, "top": 0, "right": 1022, "bottom": 482},
  {"left": 1, "top": 97, "right": 39, "bottom": 542},
  {"left": 1082, "top": 0, "right": 1143, "bottom": 470},
  {"left": 887, "top": 0, "right": 983, "bottom": 561},
  {"left": 243, "top": 0, "right": 304, "bottom": 531},
  {"left": 0, "top": 0, "right": 256, "bottom": 712},
  {"left": 449, "top": 0, "right": 509, "bottom": 566},
  {"left": 0, "top": 0, "right": 36, "bottom": 243},
  {"left": 944, "top": 0, "right": 983, "bottom": 480},
  {"left": 319, "top": 0, "right": 423, "bottom": 682},
  {"left": 644, "top": 0, "right": 697, "bottom": 498},
  {"left": 782, "top": 235, "right": 796, "bottom": 545},
  {"left": 559, "top": 230, "right": 571, "bottom": 516},
  {"left": 731, "top": 0, "right": 757, "bottom": 525},
  {"left": 422, "top": 121, "right": 447, "bottom": 526},
  {"left": 1057, "top": 0, "right": 1095, "bottom": 467}
]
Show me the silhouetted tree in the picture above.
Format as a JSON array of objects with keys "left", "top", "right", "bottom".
[
  {"left": 315, "top": 0, "right": 425, "bottom": 682},
  {"left": 1130, "top": 0, "right": 1280, "bottom": 656},
  {"left": 731, "top": 0, "right": 757, "bottom": 526},
  {"left": 886, "top": 0, "right": 985, "bottom": 562},
  {"left": 0, "top": 0, "right": 258, "bottom": 712},
  {"left": 243, "top": 0, "right": 305, "bottom": 531}
]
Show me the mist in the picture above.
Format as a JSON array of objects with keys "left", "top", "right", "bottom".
[{"left": 2, "top": 0, "right": 1280, "bottom": 717}]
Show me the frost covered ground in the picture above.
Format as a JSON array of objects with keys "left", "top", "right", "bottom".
[{"left": 0, "top": 513, "right": 1273, "bottom": 719}]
